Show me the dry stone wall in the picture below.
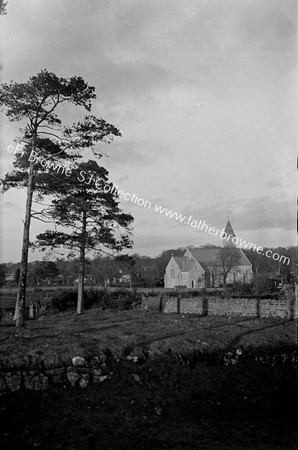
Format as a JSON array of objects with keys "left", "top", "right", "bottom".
[
  {"left": 161, "top": 296, "right": 297, "bottom": 319},
  {"left": 0, "top": 353, "right": 114, "bottom": 395}
]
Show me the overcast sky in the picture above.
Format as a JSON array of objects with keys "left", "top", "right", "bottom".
[{"left": 0, "top": 0, "right": 297, "bottom": 262}]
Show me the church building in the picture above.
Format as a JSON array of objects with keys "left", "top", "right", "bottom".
[{"left": 164, "top": 220, "right": 253, "bottom": 288}]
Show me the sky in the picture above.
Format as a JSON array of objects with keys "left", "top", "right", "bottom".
[{"left": 0, "top": 0, "right": 297, "bottom": 262}]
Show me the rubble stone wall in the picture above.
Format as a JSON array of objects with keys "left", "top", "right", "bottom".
[
  {"left": 161, "top": 296, "right": 296, "bottom": 319},
  {"left": 0, "top": 354, "right": 113, "bottom": 395}
]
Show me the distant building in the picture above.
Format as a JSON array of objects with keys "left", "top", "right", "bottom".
[
  {"left": 118, "top": 273, "right": 132, "bottom": 284},
  {"left": 164, "top": 220, "right": 253, "bottom": 288},
  {"left": 5, "top": 272, "right": 15, "bottom": 282},
  {"left": 106, "top": 272, "right": 132, "bottom": 286}
]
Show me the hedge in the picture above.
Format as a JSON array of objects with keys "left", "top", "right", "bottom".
[{"left": 51, "top": 289, "right": 142, "bottom": 312}]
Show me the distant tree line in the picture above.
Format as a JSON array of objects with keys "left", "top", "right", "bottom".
[{"left": 1, "top": 245, "right": 296, "bottom": 291}]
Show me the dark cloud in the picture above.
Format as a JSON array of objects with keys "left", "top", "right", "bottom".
[
  {"left": 235, "top": 196, "right": 295, "bottom": 231},
  {"left": 179, "top": 196, "right": 294, "bottom": 233}
]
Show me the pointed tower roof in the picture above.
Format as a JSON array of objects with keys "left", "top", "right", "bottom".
[
  {"left": 223, "top": 219, "right": 237, "bottom": 247},
  {"left": 224, "top": 219, "right": 236, "bottom": 237}
]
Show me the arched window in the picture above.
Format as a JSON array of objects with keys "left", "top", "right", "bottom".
[{"left": 191, "top": 280, "right": 195, "bottom": 288}]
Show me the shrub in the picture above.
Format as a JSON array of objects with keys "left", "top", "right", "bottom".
[
  {"left": 252, "top": 275, "right": 275, "bottom": 296},
  {"left": 33, "top": 287, "right": 42, "bottom": 293},
  {"left": 105, "top": 289, "right": 142, "bottom": 310},
  {"left": 51, "top": 289, "right": 142, "bottom": 312},
  {"left": 165, "top": 289, "right": 226, "bottom": 298},
  {"left": 52, "top": 290, "right": 77, "bottom": 311},
  {"left": 166, "top": 291, "right": 180, "bottom": 298},
  {"left": 187, "top": 290, "right": 203, "bottom": 298},
  {"left": 143, "top": 290, "right": 160, "bottom": 297},
  {"left": 278, "top": 284, "right": 295, "bottom": 299},
  {"left": 225, "top": 282, "right": 253, "bottom": 298},
  {"left": 84, "top": 289, "right": 109, "bottom": 309}
]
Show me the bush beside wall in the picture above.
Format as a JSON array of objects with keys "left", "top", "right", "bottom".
[{"left": 52, "top": 289, "right": 142, "bottom": 312}]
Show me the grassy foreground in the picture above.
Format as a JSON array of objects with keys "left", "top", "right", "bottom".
[
  {"left": 0, "top": 310, "right": 297, "bottom": 449},
  {"left": 0, "top": 309, "right": 296, "bottom": 362}
]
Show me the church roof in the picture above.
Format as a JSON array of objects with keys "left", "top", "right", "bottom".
[
  {"left": 172, "top": 256, "right": 184, "bottom": 270},
  {"left": 185, "top": 247, "right": 251, "bottom": 267},
  {"left": 187, "top": 248, "right": 221, "bottom": 264},
  {"left": 181, "top": 259, "right": 197, "bottom": 272},
  {"left": 173, "top": 256, "right": 200, "bottom": 272}
]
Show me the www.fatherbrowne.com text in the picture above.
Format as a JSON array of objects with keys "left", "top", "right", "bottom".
[
  {"left": 114, "top": 191, "right": 290, "bottom": 266},
  {"left": 7, "top": 145, "right": 290, "bottom": 265}
]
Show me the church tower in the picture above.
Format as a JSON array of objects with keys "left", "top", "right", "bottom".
[{"left": 223, "top": 219, "right": 237, "bottom": 247}]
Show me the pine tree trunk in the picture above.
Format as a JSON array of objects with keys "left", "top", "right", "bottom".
[
  {"left": 14, "top": 161, "right": 35, "bottom": 327},
  {"left": 77, "top": 250, "right": 85, "bottom": 314},
  {"left": 77, "top": 211, "right": 87, "bottom": 314}
]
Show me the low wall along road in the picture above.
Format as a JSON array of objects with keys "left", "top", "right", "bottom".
[{"left": 143, "top": 295, "right": 297, "bottom": 319}]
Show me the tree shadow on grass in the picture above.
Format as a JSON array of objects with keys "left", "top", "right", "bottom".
[
  {"left": 200, "top": 316, "right": 257, "bottom": 331},
  {"left": 121, "top": 317, "right": 293, "bottom": 356},
  {"left": 223, "top": 319, "right": 293, "bottom": 352},
  {"left": 122, "top": 331, "right": 189, "bottom": 356},
  {"left": 70, "top": 324, "right": 122, "bottom": 334}
]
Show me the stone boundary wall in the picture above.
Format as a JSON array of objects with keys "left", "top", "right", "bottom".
[
  {"left": 161, "top": 296, "right": 297, "bottom": 319},
  {"left": 0, "top": 354, "right": 113, "bottom": 396},
  {"left": 142, "top": 296, "right": 161, "bottom": 312}
]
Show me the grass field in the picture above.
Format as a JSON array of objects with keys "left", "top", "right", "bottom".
[{"left": 0, "top": 309, "right": 296, "bottom": 363}]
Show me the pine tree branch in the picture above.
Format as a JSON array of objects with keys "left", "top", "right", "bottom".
[{"left": 31, "top": 215, "right": 55, "bottom": 223}]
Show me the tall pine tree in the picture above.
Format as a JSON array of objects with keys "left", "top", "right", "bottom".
[
  {"left": 34, "top": 160, "right": 133, "bottom": 314},
  {"left": 0, "top": 70, "right": 121, "bottom": 325}
]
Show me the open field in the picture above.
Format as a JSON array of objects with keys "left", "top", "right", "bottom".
[
  {"left": 0, "top": 310, "right": 297, "bottom": 449},
  {"left": 0, "top": 310, "right": 296, "bottom": 364}
]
